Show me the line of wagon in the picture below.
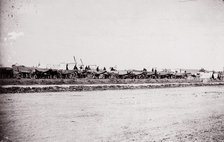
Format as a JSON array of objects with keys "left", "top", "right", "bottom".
[{"left": 0, "top": 65, "right": 223, "bottom": 80}]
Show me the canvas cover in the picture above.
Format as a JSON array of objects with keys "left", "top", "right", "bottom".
[{"left": 12, "top": 65, "right": 34, "bottom": 73}]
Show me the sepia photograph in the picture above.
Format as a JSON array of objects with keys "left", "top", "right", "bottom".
[{"left": 0, "top": 0, "right": 224, "bottom": 141}]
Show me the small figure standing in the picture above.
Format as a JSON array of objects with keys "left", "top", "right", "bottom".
[
  {"left": 73, "top": 65, "right": 78, "bottom": 70},
  {"left": 110, "top": 67, "right": 115, "bottom": 71},
  {"left": 212, "top": 71, "right": 215, "bottom": 80}
]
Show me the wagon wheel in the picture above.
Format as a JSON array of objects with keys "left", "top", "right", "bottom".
[
  {"left": 139, "top": 74, "right": 146, "bottom": 79},
  {"left": 52, "top": 74, "right": 57, "bottom": 79},
  {"left": 69, "top": 73, "right": 76, "bottom": 79},
  {"left": 99, "top": 74, "right": 105, "bottom": 79},
  {"left": 67, "top": 74, "right": 71, "bottom": 79},
  {"left": 73, "top": 72, "right": 78, "bottom": 79},
  {"left": 104, "top": 74, "right": 110, "bottom": 79},
  {"left": 87, "top": 73, "right": 95, "bottom": 79},
  {"left": 27, "top": 74, "right": 31, "bottom": 79},
  {"left": 15, "top": 73, "right": 21, "bottom": 79},
  {"left": 57, "top": 74, "right": 61, "bottom": 79},
  {"left": 110, "top": 74, "right": 117, "bottom": 79},
  {"left": 68, "top": 73, "right": 73, "bottom": 79},
  {"left": 135, "top": 75, "right": 140, "bottom": 79},
  {"left": 19, "top": 73, "right": 24, "bottom": 78},
  {"left": 32, "top": 74, "right": 37, "bottom": 79},
  {"left": 70, "top": 72, "right": 77, "bottom": 79}
]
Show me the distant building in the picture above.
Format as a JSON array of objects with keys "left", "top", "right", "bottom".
[{"left": 179, "top": 69, "right": 199, "bottom": 74}]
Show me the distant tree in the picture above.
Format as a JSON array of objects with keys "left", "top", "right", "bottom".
[{"left": 199, "top": 68, "right": 206, "bottom": 72}]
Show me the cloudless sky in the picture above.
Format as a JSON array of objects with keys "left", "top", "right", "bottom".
[{"left": 1, "top": 0, "right": 224, "bottom": 70}]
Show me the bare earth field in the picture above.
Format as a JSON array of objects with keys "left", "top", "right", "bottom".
[{"left": 1, "top": 86, "right": 224, "bottom": 142}]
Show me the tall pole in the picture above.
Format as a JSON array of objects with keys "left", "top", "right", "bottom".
[
  {"left": 73, "top": 56, "right": 77, "bottom": 66},
  {"left": 80, "top": 59, "right": 84, "bottom": 66}
]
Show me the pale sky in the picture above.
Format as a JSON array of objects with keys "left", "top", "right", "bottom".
[{"left": 1, "top": 0, "right": 224, "bottom": 70}]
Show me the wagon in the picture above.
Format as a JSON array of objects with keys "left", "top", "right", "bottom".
[
  {"left": 146, "top": 71, "right": 157, "bottom": 79},
  {"left": 128, "top": 70, "right": 147, "bottom": 79},
  {"left": 33, "top": 68, "right": 60, "bottom": 79},
  {"left": 157, "top": 71, "right": 175, "bottom": 79},
  {"left": 108, "top": 70, "right": 132, "bottom": 79},
  {"left": 12, "top": 65, "right": 35, "bottom": 78},
  {"left": 174, "top": 72, "right": 187, "bottom": 79},
  {"left": 85, "top": 69, "right": 107, "bottom": 79},
  {"left": 0, "top": 67, "right": 13, "bottom": 79}
]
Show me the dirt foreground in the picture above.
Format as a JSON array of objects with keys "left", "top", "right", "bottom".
[{"left": 0, "top": 86, "right": 224, "bottom": 142}]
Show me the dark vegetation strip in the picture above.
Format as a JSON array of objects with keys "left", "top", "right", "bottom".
[
  {"left": 1, "top": 82, "right": 224, "bottom": 94},
  {"left": 0, "top": 78, "right": 210, "bottom": 85}
]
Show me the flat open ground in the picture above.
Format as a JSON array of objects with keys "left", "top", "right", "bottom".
[{"left": 0, "top": 86, "right": 224, "bottom": 142}]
